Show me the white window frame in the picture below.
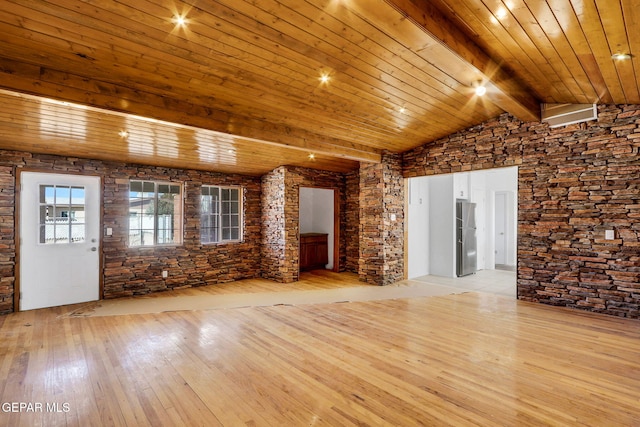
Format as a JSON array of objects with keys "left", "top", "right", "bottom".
[
  {"left": 128, "top": 180, "right": 183, "bottom": 247},
  {"left": 200, "top": 185, "right": 243, "bottom": 244}
]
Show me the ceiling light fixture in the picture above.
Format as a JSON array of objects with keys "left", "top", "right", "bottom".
[
  {"left": 399, "top": 106, "right": 406, "bottom": 114},
  {"left": 118, "top": 130, "right": 129, "bottom": 138},
  {"left": 319, "top": 73, "right": 330, "bottom": 84},
  {"left": 308, "top": 153, "right": 316, "bottom": 160},
  {"left": 475, "top": 84, "right": 487, "bottom": 96},
  {"left": 174, "top": 15, "right": 187, "bottom": 27},
  {"left": 495, "top": 7, "right": 508, "bottom": 20},
  {"left": 611, "top": 53, "right": 632, "bottom": 61}
]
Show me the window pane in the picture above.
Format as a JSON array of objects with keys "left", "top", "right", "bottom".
[
  {"left": 142, "top": 181, "right": 155, "bottom": 192},
  {"left": 71, "top": 224, "right": 85, "bottom": 242},
  {"left": 230, "top": 228, "right": 239, "bottom": 240},
  {"left": 40, "top": 185, "right": 54, "bottom": 204},
  {"left": 71, "top": 186, "right": 85, "bottom": 204},
  {"left": 157, "top": 197, "right": 174, "bottom": 216},
  {"left": 130, "top": 181, "right": 143, "bottom": 192},
  {"left": 55, "top": 186, "right": 70, "bottom": 205}
]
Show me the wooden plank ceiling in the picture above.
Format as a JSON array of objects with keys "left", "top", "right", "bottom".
[{"left": 0, "top": 0, "right": 637, "bottom": 176}]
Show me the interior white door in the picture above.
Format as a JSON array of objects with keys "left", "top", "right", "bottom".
[
  {"left": 494, "top": 192, "right": 507, "bottom": 265},
  {"left": 20, "top": 172, "right": 101, "bottom": 310},
  {"left": 472, "top": 188, "right": 485, "bottom": 270}
]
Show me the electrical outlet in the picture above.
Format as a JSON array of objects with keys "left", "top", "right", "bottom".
[
  {"left": 162, "top": 271, "right": 168, "bottom": 278},
  {"left": 604, "top": 230, "right": 615, "bottom": 240}
]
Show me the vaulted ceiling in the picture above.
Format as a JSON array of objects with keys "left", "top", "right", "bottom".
[{"left": 0, "top": 0, "right": 637, "bottom": 175}]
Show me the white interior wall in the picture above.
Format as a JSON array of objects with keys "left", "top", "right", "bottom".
[
  {"left": 470, "top": 173, "right": 487, "bottom": 270},
  {"left": 299, "top": 187, "right": 334, "bottom": 269},
  {"left": 428, "top": 175, "right": 456, "bottom": 277},
  {"left": 453, "top": 172, "right": 470, "bottom": 200},
  {"left": 407, "top": 177, "right": 430, "bottom": 278}
]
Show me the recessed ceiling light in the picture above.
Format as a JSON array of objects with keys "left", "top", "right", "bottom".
[
  {"left": 308, "top": 153, "right": 315, "bottom": 160},
  {"left": 174, "top": 15, "right": 187, "bottom": 27},
  {"left": 475, "top": 85, "right": 487, "bottom": 96},
  {"left": 612, "top": 53, "right": 632, "bottom": 60},
  {"left": 399, "top": 106, "right": 406, "bottom": 114},
  {"left": 319, "top": 73, "right": 330, "bottom": 84},
  {"left": 119, "top": 130, "right": 129, "bottom": 138},
  {"left": 495, "top": 7, "right": 508, "bottom": 20}
]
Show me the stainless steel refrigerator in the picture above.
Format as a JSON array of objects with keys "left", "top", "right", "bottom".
[{"left": 456, "top": 200, "right": 477, "bottom": 277}]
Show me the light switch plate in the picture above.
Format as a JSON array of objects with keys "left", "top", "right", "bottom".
[{"left": 605, "top": 230, "right": 615, "bottom": 240}]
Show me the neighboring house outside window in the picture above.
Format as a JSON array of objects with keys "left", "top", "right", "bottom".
[
  {"left": 129, "top": 180, "right": 183, "bottom": 247},
  {"left": 201, "top": 186, "right": 242, "bottom": 244}
]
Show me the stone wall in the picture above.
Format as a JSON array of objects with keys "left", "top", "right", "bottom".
[
  {"left": 0, "top": 162, "right": 17, "bottom": 314},
  {"left": 345, "top": 170, "right": 360, "bottom": 273},
  {"left": 403, "top": 105, "right": 640, "bottom": 318},
  {"left": 359, "top": 153, "right": 405, "bottom": 285},
  {"left": 0, "top": 150, "right": 262, "bottom": 314},
  {"left": 260, "top": 167, "right": 288, "bottom": 282}
]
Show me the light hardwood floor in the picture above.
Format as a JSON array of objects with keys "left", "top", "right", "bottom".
[{"left": 1, "top": 271, "right": 639, "bottom": 426}]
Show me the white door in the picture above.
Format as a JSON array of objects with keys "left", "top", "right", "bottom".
[
  {"left": 494, "top": 192, "right": 507, "bottom": 266},
  {"left": 20, "top": 172, "right": 101, "bottom": 310},
  {"left": 472, "top": 188, "right": 485, "bottom": 270}
]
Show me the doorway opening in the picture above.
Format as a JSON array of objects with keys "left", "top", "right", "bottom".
[
  {"left": 299, "top": 187, "right": 339, "bottom": 272},
  {"left": 406, "top": 166, "right": 517, "bottom": 296}
]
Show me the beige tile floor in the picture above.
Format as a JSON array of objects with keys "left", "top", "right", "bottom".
[{"left": 413, "top": 268, "right": 517, "bottom": 297}]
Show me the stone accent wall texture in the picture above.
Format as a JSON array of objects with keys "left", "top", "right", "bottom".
[
  {"left": 0, "top": 163, "right": 16, "bottom": 314},
  {"left": 345, "top": 170, "right": 360, "bottom": 273},
  {"left": 403, "top": 105, "right": 640, "bottom": 318},
  {"left": 261, "top": 165, "right": 349, "bottom": 283},
  {"left": 0, "top": 150, "right": 262, "bottom": 314},
  {"left": 359, "top": 152, "right": 405, "bottom": 285},
  {"left": 261, "top": 167, "right": 288, "bottom": 282}
]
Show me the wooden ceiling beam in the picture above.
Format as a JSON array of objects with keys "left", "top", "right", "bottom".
[
  {"left": 381, "top": 0, "right": 541, "bottom": 122},
  {"left": 0, "top": 59, "right": 381, "bottom": 164}
]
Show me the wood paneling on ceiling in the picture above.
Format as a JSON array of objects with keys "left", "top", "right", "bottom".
[
  {"left": 0, "top": 0, "right": 637, "bottom": 175},
  {"left": 429, "top": 0, "right": 639, "bottom": 105},
  {"left": 0, "top": 90, "right": 356, "bottom": 175}
]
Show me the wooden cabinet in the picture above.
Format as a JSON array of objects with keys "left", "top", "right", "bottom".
[{"left": 300, "top": 233, "right": 329, "bottom": 271}]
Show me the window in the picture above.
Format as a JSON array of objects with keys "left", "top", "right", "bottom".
[
  {"left": 201, "top": 186, "right": 242, "bottom": 244},
  {"left": 129, "top": 180, "right": 182, "bottom": 246},
  {"left": 38, "top": 185, "right": 86, "bottom": 244}
]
